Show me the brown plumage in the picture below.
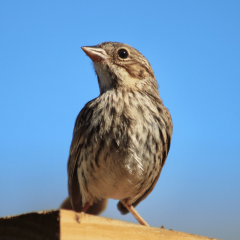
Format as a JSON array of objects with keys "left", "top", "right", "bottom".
[{"left": 67, "top": 42, "right": 173, "bottom": 225}]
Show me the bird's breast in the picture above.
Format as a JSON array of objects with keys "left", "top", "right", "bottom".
[{"left": 78, "top": 90, "right": 168, "bottom": 203}]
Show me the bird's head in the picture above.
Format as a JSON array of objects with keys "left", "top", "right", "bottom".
[{"left": 82, "top": 42, "right": 159, "bottom": 95}]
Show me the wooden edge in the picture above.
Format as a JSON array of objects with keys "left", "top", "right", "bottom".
[
  {"left": 0, "top": 210, "right": 220, "bottom": 240},
  {"left": 0, "top": 210, "right": 59, "bottom": 240}
]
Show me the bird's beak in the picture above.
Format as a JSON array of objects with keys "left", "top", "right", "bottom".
[{"left": 81, "top": 46, "right": 109, "bottom": 62}]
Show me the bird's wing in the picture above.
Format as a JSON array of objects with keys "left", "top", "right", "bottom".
[
  {"left": 67, "top": 102, "right": 91, "bottom": 212},
  {"left": 117, "top": 127, "right": 172, "bottom": 214}
]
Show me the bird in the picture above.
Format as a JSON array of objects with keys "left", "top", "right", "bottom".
[{"left": 67, "top": 42, "right": 173, "bottom": 226}]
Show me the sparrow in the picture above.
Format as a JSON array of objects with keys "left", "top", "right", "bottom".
[{"left": 67, "top": 42, "right": 173, "bottom": 226}]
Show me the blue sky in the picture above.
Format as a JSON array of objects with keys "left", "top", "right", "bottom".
[{"left": 0, "top": 1, "right": 239, "bottom": 239}]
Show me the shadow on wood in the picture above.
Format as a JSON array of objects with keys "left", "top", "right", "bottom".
[{"left": 0, "top": 209, "right": 219, "bottom": 240}]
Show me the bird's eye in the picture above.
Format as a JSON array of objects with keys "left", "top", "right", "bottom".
[{"left": 118, "top": 49, "right": 129, "bottom": 59}]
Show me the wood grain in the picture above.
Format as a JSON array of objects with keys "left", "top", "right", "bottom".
[{"left": 0, "top": 209, "right": 219, "bottom": 240}]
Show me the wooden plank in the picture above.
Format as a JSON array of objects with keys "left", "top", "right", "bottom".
[
  {"left": 60, "top": 209, "right": 219, "bottom": 240},
  {"left": 0, "top": 210, "right": 219, "bottom": 240}
]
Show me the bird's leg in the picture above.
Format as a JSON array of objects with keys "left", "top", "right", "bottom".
[
  {"left": 75, "top": 202, "right": 91, "bottom": 223},
  {"left": 122, "top": 199, "right": 149, "bottom": 226},
  {"left": 82, "top": 202, "right": 91, "bottom": 213}
]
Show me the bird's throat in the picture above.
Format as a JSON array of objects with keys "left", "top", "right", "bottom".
[{"left": 94, "top": 63, "right": 117, "bottom": 94}]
